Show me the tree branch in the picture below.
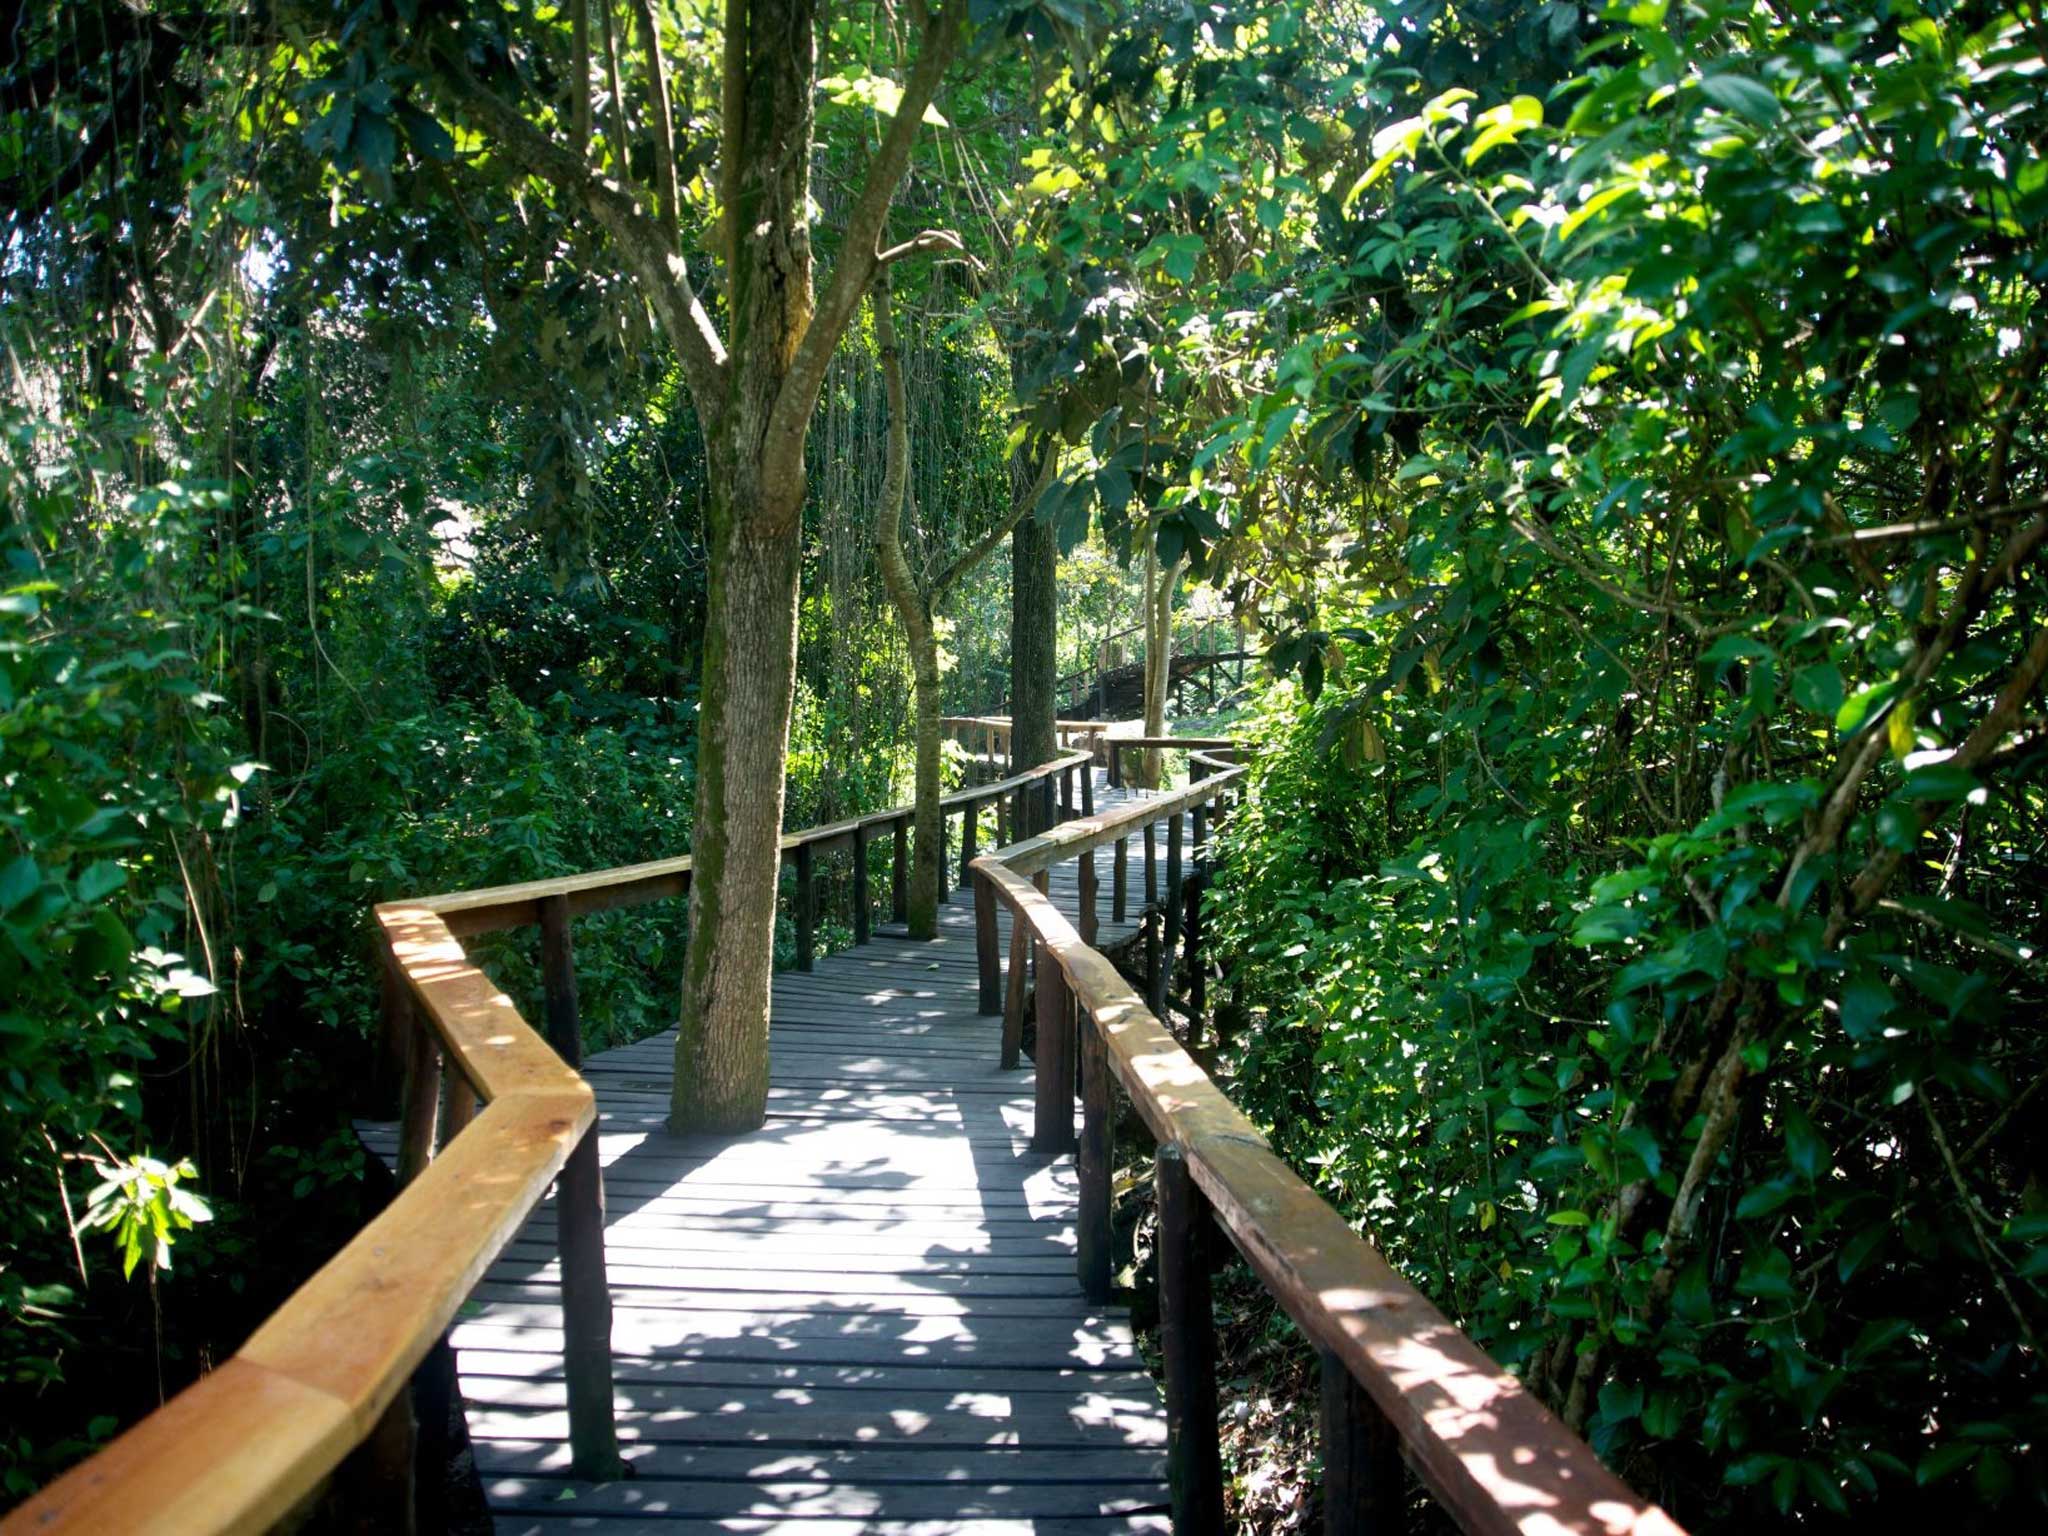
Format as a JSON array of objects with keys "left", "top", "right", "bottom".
[
  {"left": 878, "top": 228, "right": 983, "bottom": 270},
  {"left": 629, "top": 0, "right": 680, "bottom": 249},
  {"left": 433, "top": 55, "right": 727, "bottom": 423},
  {"left": 933, "top": 437, "right": 1057, "bottom": 596},
  {"left": 761, "top": 1, "right": 964, "bottom": 507}
]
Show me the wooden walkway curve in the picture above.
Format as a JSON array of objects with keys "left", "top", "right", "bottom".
[{"left": 364, "top": 774, "right": 1173, "bottom": 1535}]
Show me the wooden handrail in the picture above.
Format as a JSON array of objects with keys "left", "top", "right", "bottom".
[
  {"left": 970, "top": 758, "right": 1688, "bottom": 1536},
  {"left": 8, "top": 904, "right": 596, "bottom": 1534},
  {"left": 413, "top": 747, "right": 1092, "bottom": 937},
  {"left": 9, "top": 744, "right": 1099, "bottom": 1532}
]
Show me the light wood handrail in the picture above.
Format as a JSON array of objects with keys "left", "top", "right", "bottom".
[
  {"left": 7, "top": 905, "right": 593, "bottom": 1534},
  {"left": 8, "top": 746, "right": 1097, "bottom": 1532},
  {"left": 970, "top": 757, "right": 1688, "bottom": 1536}
]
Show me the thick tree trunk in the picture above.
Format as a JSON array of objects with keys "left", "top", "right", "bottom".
[
  {"left": 671, "top": 482, "right": 803, "bottom": 1130},
  {"left": 1010, "top": 504, "right": 1059, "bottom": 826}
]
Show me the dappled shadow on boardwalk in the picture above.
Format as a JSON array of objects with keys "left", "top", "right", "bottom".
[{"left": 444, "top": 821, "right": 1172, "bottom": 1533}]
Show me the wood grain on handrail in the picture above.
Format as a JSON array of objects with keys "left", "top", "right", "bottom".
[
  {"left": 972, "top": 766, "right": 1687, "bottom": 1536},
  {"left": 6, "top": 904, "right": 591, "bottom": 1535}
]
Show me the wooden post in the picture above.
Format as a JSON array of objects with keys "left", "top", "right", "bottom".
[
  {"left": 1001, "top": 915, "right": 1029, "bottom": 1070},
  {"left": 1192, "top": 799, "right": 1207, "bottom": 862},
  {"left": 975, "top": 871, "right": 1001, "bottom": 1017},
  {"left": 852, "top": 823, "right": 871, "bottom": 946},
  {"left": 997, "top": 790, "right": 1010, "bottom": 846},
  {"left": 1081, "top": 761, "right": 1095, "bottom": 816},
  {"left": 442, "top": 1071, "right": 477, "bottom": 1144},
  {"left": 961, "top": 801, "right": 979, "bottom": 889},
  {"left": 1079, "top": 849, "right": 1099, "bottom": 946},
  {"left": 1113, "top": 837, "right": 1129, "bottom": 924},
  {"left": 1031, "top": 938, "right": 1075, "bottom": 1155},
  {"left": 1145, "top": 822, "right": 1159, "bottom": 909},
  {"left": 1186, "top": 869, "right": 1206, "bottom": 1042},
  {"left": 1158, "top": 1144, "right": 1224, "bottom": 1535},
  {"left": 377, "top": 946, "right": 413, "bottom": 1117},
  {"left": 1060, "top": 765, "right": 1075, "bottom": 822},
  {"left": 397, "top": 1011, "right": 441, "bottom": 1189},
  {"left": 1321, "top": 1348, "right": 1405, "bottom": 1536},
  {"left": 1109, "top": 740, "right": 1123, "bottom": 790},
  {"left": 794, "top": 842, "right": 816, "bottom": 971},
  {"left": 540, "top": 895, "right": 623, "bottom": 1481},
  {"left": 892, "top": 819, "right": 909, "bottom": 924},
  {"left": 1164, "top": 813, "right": 1185, "bottom": 954},
  {"left": 1077, "top": 1007, "right": 1112, "bottom": 1303},
  {"left": 1146, "top": 911, "right": 1166, "bottom": 1016},
  {"left": 1041, "top": 775, "right": 1056, "bottom": 833}
]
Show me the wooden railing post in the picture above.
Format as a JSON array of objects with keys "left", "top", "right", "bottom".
[
  {"left": 1144, "top": 822, "right": 1159, "bottom": 909},
  {"left": 1109, "top": 740, "right": 1123, "bottom": 790},
  {"left": 1060, "top": 764, "right": 1075, "bottom": 822},
  {"left": 891, "top": 819, "right": 908, "bottom": 924},
  {"left": 397, "top": 1000, "right": 441, "bottom": 1189},
  {"left": 852, "top": 823, "right": 871, "bottom": 945},
  {"left": 1078, "top": 848, "right": 1099, "bottom": 946},
  {"left": 1164, "top": 813, "right": 1185, "bottom": 955},
  {"left": 1321, "top": 1348, "right": 1405, "bottom": 1536},
  {"left": 1081, "top": 760, "right": 1095, "bottom": 816},
  {"left": 1077, "top": 1006, "right": 1112, "bottom": 1303},
  {"left": 1031, "top": 937, "right": 1075, "bottom": 1155},
  {"left": 961, "top": 800, "right": 979, "bottom": 889},
  {"left": 1113, "top": 836, "right": 1129, "bottom": 923},
  {"left": 1158, "top": 1143, "right": 1224, "bottom": 1535},
  {"left": 540, "top": 895, "right": 623, "bottom": 1482},
  {"left": 975, "top": 870, "right": 1001, "bottom": 1017},
  {"left": 1146, "top": 911, "right": 1166, "bottom": 1015},
  {"left": 1041, "top": 774, "right": 1057, "bottom": 832},
  {"left": 794, "top": 842, "right": 816, "bottom": 971},
  {"left": 1185, "top": 870, "right": 1206, "bottom": 1042},
  {"left": 1001, "top": 913, "right": 1029, "bottom": 1070}
]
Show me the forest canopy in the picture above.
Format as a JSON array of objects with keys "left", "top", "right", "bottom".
[{"left": 3, "top": 0, "right": 2045, "bottom": 1528}]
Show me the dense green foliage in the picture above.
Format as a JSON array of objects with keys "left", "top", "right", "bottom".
[
  {"left": 8, "top": 0, "right": 2046, "bottom": 1528},
  {"left": 1003, "top": 0, "right": 2048, "bottom": 1524}
]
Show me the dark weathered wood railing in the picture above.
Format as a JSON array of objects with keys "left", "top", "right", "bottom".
[
  {"left": 7, "top": 747, "right": 1091, "bottom": 1536},
  {"left": 971, "top": 750, "right": 1687, "bottom": 1536}
]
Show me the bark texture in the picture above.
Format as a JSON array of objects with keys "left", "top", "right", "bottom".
[{"left": 1010, "top": 499, "right": 1059, "bottom": 822}]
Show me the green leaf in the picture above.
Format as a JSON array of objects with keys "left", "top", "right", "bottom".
[{"left": 1698, "top": 73, "right": 1780, "bottom": 124}]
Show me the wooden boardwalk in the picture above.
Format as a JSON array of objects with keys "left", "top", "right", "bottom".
[{"left": 365, "top": 775, "right": 1172, "bottom": 1535}]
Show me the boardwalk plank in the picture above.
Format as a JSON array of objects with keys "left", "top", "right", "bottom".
[{"left": 362, "top": 772, "right": 1175, "bottom": 1533}]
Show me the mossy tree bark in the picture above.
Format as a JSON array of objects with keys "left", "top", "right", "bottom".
[{"left": 437, "top": 1, "right": 967, "bottom": 1133}]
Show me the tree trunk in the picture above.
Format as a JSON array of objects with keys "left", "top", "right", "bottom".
[
  {"left": 671, "top": 480, "right": 803, "bottom": 1131},
  {"left": 872, "top": 278, "right": 945, "bottom": 938},
  {"left": 1010, "top": 498, "right": 1059, "bottom": 823},
  {"left": 1139, "top": 547, "right": 1183, "bottom": 788}
]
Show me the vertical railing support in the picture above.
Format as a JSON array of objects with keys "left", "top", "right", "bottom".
[
  {"left": 975, "top": 870, "right": 1001, "bottom": 1017},
  {"left": 1060, "top": 765, "right": 1075, "bottom": 822},
  {"left": 1321, "top": 1348, "right": 1405, "bottom": 1536},
  {"left": 1082, "top": 759, "right": 1095, "bottom": 816},
  {"left": 1158, "top": 1143, "right": 1224, "bottom": 1535},
  {"left": 1146, "top": 911, "right": 1166, "bottom": 1016},
  {"left": 1001, "top": 914, "right": 1029, "bottom": 1070},
  {"left": 1109, "top": 741, "right": 1123, "bottom": 790},
  {"left": 1144, "top": 823, "right": 1159, "bottom": 909},
  {"left": 794, "top": 842, "right": 816, "bottom": 971},
  {"left": 1164, "top": 813, "right": 1185, "bottom": 955},
  {"left": 1113, "top": 837, "right": 1129, "bottom": 924},
  {"left": 397, "top": 1006, "right": 441, "bottom": 1188},
  {"left": 1077, "top": 1007, "right": 1112, "bottom": 1303},
  {"left": 1078, "top": 849, "right": 1099, "bottom": 946},
  {"left": 1031, "top": 937, "right": 1075, "bottom": 1154},
  {"left": 539, "top": 895, "right": 623, "bottom": 1482},
  {"left": 891, "top": 820, "right": 909, "bottom": 924},
  {"left": 961, "top": 801, "right": 979, "bottom": 890},
  {"left": 852, "top": 824, "right": 871, "bottom": 946}
]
